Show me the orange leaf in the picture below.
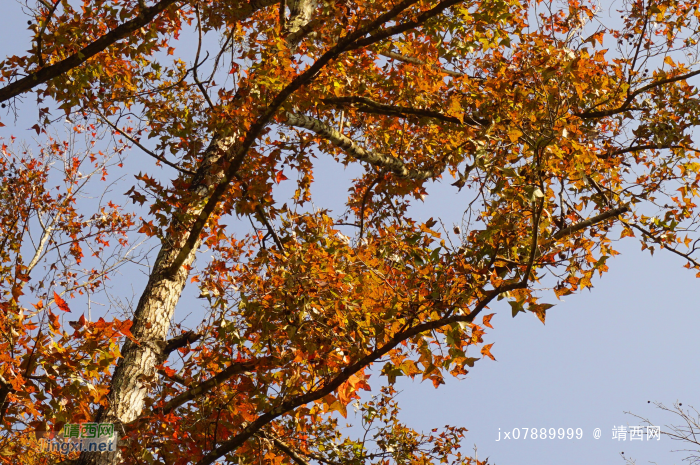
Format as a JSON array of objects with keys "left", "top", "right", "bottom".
[
  {"left": 47, "top": 311, "right": 60, "bottom": 331},
  {"left": 482, "top": 313, "right": 495, "bottom": 329},
  {"left": 54, "top": 292, "right": 71, "bottom": 313},
  {"left": 275, "top": 171, "right": 288, "bottom": 184},
  {"left": 115, "top": 319, "right": 135, "bottom": 340},
  {"left": 481, "top": 343, "right": 496, "bottom": 361}
]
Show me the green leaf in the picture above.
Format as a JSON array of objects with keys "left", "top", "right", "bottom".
[
  {"left": 509, "top": 300, "right": 525, "bottom": 317},
  {"left": 464, "top": 357, "right": 480, "bottom": 368}
]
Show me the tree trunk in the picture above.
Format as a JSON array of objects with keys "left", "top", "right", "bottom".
[
  {"left": 77, "top": 2, "right": 320, "bottom": 462},
  {"left": 76, "top": 134, "right": 233, "bottom": 465}
]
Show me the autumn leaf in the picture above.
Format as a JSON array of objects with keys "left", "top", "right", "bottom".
[
  {"left": 275, "top": 171, "right": 288, "bottom": 184},
  {"left": 481, "top": 343, "right": 496, "bottom": 361},
  {"left": 53, "top": 292, "right": 71, "bottom": 313}
]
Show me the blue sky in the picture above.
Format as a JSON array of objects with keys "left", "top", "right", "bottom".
[{"left": 1, "top": 2, "right": 699, "bottom": 464}]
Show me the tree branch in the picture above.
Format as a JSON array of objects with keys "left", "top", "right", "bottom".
[
  {"left": 162, "top": 331, "right": 201, "bottom": 356},
  {"left": 259, "top": 433, "right": 312, "bottom": 465},
  {"left": 0, "top": 0, "right": 182, "bottom": 103},
  {"left": 157, "top": 368, "right": 188, "bottom": 386},
  {"left": 379, "top": 50, "right": 477, "bottom": 79},
  {"left": 346, "top": 0, "right": 465, "bottom": 51},
  {"left": 523, "top": 197, "right": 544, "bottom": 282},
  {"left": 577, "top": 69, "right": 700, "bottom": 119},
  {"left": 284, "top": 113, "right": 435, "bottom": 179},
  {"left": 35, "top": 0, "right": 62, "bottom": 68},
  {"left": 322, "top": 96, "right": 489, "bottom": 126},
  {"left": 255, "top": 203, "right": 285, "bottom": 251},
  {"left": 623, "top": 220, "right": 700, "bottom": 268},
  {"left": 160, "top": 356, "right": 272, "bottom": 415},
  {"left": 603, "top": 143, "right": 700, "bottom": 158},
  {"left": 552, "top": 206, "right": 629, "bottom": 240},
  {"left": 96, "top": 112, "right": 196, "bottom": 174}
]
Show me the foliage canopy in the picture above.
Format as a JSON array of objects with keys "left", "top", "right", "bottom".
[{"left": 1, "top": 0, "right": 700, "bottom": 464}]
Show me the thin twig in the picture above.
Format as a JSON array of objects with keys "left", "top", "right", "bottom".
[{"left": 96, "top": 111, "right": 196, "bottom": 175}]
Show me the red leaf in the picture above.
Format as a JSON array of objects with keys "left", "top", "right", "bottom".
[
  {"left": 54, "top": 292, "right": 71, "bottom": 312},
  {"left": 115, "top": 319, "right": 135, "bottom": 340},
  {"left": 275, "top": 171, "right": 288, "bottom": 184},
  {"left": 29, "top": 124, "right": 41, "bottom": 135}
]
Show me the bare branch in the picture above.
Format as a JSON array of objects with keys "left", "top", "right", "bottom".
[
  {"left": 96, "top": 112, "right": 196, "bottom": 175},
  {"left": 623, "top": 220, "right": 700, "bottom": 268}
]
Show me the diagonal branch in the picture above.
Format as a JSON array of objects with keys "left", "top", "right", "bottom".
[
  {"left": 0, "top": 0, "right": 283, "bottom": 103},
  {"left": 284, "top": 113, "right": 435, "bottom": 179},
  {"left": 0, "top": 0, "right": 182, "bottom": 103},
  {"left": 602, "top": 143, "right": 700, "bottom": 158},
  {"left": 235, "top": 175, "right": 286, "bottom": 252},
  {"left": 35, "top": 0, "right": 62, "bottom": 68},
  {"left": 162, "top": 331, "right": 201, "bottom": 356},
  {"left": 255, "top": 203, "right": 285, "bottom": 251},
  {"left": 259, "top": 433, "right": 312, "bottom": 465},
  {"left": 159, "top": 356, "right": 272, "bottom": 415},
  {"left": 346, "top": 0, "right": 465, "bottom": 51},
  {"left": 552, "top": 206, "right": 629, "bottom": 240},
  {"left": 577, "top": 69, "right": 700, "bottom": 119},
  {"left": 194, "top": 280, "right": 523, "bottom": 465},
  {"left": 322, "top": 96, "right": 489, "bottom": 126},
  {"left": 194, "top": 202, "right": 634, "bottom": 464},
  {"left": 96, "top": 112, "right": 196, "bottom": 174},
  {"left": 623, "top": 220, "right": 700, "bottom": 268}
]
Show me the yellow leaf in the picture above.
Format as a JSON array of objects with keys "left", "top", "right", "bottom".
[{"left": 508, "top": 129, "right": 523, "bottom": 143}]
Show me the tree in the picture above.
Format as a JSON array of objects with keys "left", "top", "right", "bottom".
[{"left": 1, "top": 0, "right": 700, "bottom": 464}]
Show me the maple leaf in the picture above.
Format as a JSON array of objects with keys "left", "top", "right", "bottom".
[
  {"left": 481, "top": 343, "right": 496, "bottom": 361},
  {"left": 482, "top": 313, "right": 495, "bottom": 329},
  {"left": 53, "top": 292, "right": 71, "bottom": 313},
  {"left": 275, "top": 171, "right": 288, "bottom": 184}
]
